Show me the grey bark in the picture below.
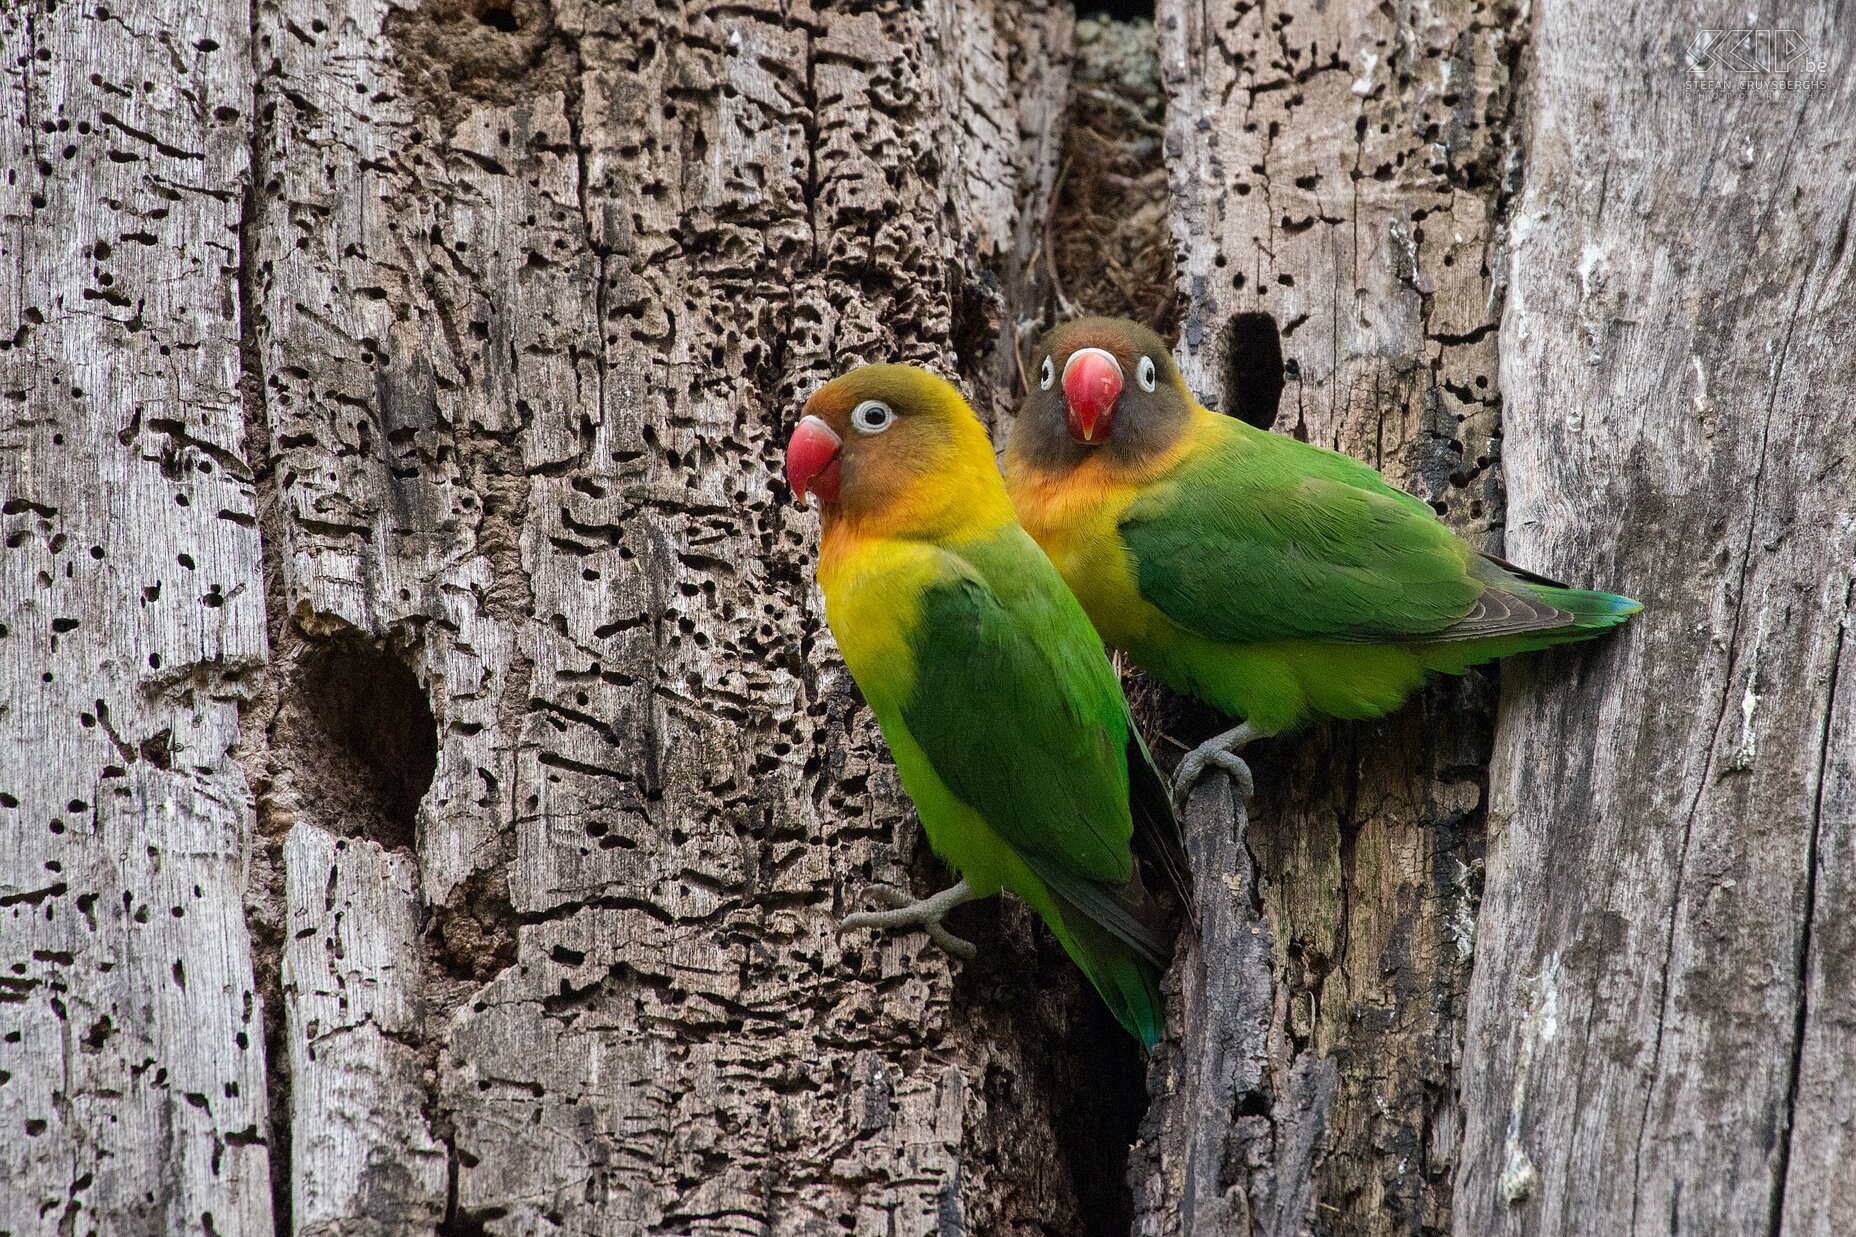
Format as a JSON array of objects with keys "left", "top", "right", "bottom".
[
  {"left": 1136, "top": 1, "right": 1856, "bottom": 1235},
  {"left": 6, "top": 0, "right": 1118, "bottom": 1232},
  {"left": 239, "top": 0, "right": 1093, "bottom": 1231},
  {"left": 1, "top": 1, "right": 274, "bottom": 1231},
  {"left": 1455, "top": 5, "right": 1856, "bottom": 1234}
]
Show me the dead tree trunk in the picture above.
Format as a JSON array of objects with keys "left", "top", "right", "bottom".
[
  {"left": 1455, "top": 5, "right": 1856, "bottom": 1233},
  {"left": 5, "top": 0, "right": 1854, "bottom": 1234},
  {"left": 1135, "top": 0, "right": 1518, "bottom": 1231},
  {"left": 2, "top": 0, "right": 274, "bottom": 1230},
  {"left": 1137, "top": 1, "right": 1856, "bottom": 1235},
  {"left": 3, "top": 0, "right": 1149, "bottom": 1231}
]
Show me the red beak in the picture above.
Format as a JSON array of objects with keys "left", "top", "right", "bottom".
[
  {"left": 786, "top": 415, "right": 843, "bottom": 504},
  {"left": 1063, "top": 348, "right": 1122, "bottom": 444}
]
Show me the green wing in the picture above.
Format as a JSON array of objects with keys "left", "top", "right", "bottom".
[
  {"left": 900, "top": 526, "right": 1180, "bottom": 966},
  {"left": 1121, "top": 421, "right": 1489, "bottom": 644}
]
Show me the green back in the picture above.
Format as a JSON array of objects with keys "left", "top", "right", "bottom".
[{"left": 1121, "top": 419, "right": 1484, "bottom": 643}]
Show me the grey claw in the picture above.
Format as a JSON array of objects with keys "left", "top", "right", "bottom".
[
  {"left": 1172, "top": 722, "right": 1263, "bottom": 808},
  {"left": 838, "top": 879, "right": 978, "bottom": 958},
  {"left": 1203, "top": 750, "right": 1255, "bottom": 800},
  {"left": 921, "top": 921, "right": 978, "bottom": 959}
]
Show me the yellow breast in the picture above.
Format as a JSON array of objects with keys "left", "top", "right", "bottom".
[
  {"left": 815, "top": 527, "right": 943, "bottom": 704},
  {"left": 1006, "top": 468, "right": 1152, "bottom": 649},
  {"left": 1005, "top": 411, "right": 1220, "bottom": 650}
]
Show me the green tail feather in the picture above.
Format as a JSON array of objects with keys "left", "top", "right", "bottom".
[
  {"left": 1056, "top": 902, "right": 1167, "bottom": 1050},
  {"left": 1420, "top": 584, "right": 1640, "bottom": 675},
  {"left": 1529, "top": 583, "right": 1643, "bottom": 627}
]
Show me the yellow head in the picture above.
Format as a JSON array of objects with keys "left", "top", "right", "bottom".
[{"left": 786, "top": 364, "right": 1012, "bottom": 543}]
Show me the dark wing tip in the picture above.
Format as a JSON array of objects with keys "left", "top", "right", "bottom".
[
  {"left": 1410, "top": 587, "right": 1578, "bottom": 643},
  {"left": 1127, "top": 733, "right": 1196, "bottom": 926},
  {"left": 1476, "top": 550, "right": 1572, "bottom": 590}
]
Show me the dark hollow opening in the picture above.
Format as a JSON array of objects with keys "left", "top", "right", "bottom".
[
  {"left": 1072, "top": 0, "right": 1154, "bottom": 19},
  {"left": 477, "top": 4, "right": 519, "bottom": 31},
  {"left": 296, "top": 634, "right": 438, "bottom": 852},
  {"left": 1224, "top": 311, "right": 1287, "bottom": 429},
  {"left": 1052, "top": 988, "right": 1148, "bottom": 1237}
]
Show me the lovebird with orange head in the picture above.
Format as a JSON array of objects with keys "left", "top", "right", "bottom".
[
  {"left": 1004, "top": 317, "right": 1641, "bottom": 800},
  {"left": 786, "top": 362, "right": 1189, "bottom": 1048}
]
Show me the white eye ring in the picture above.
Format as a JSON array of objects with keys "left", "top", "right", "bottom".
[
  {"left": 1137, "top": 356, "right": 1157, "bottom": 392},
  {"left": 1039, "top": 356, "right": 1055, "bottom": 390},
  {"left": 850, "top": 399, "right": 895, "bottom": 434}
]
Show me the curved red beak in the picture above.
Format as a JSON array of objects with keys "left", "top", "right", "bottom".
[
  {"left": 1062, "top": 348, "right": 1122, "bottom": 444},
  {"left": 786, "top": 415, "right": 843, "bottom": 504}
]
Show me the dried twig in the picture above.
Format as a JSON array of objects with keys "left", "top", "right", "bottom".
[{"left": 1045, "top": 155, "right": 1077, "bottom": 318}]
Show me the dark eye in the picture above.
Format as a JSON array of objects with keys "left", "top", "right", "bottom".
[
  {"left": 1039, "top": 356, "right": 1055, "bottom": 390},
  {"left": 1137, "top": 356, "right": 1157, "bottom": 392},
  {"left": 851, "top": 399, "right": 895, "bottom": 434}
]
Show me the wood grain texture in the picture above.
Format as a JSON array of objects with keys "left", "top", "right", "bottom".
[
  {"left": 1133, "top": 778, "right": 1316, "bottom": 1237},
  {"left": 1456, "top": 5, "right": 1856, "bottom": 1233},
  {"left": 1141, "top": 0, "right": 1523, "bottom": 1230},
  {"left": 0, "top": 0, "right": 275, "bottom": 1231},
  {"left": 282, "top": 825, "right": 446, "bottom": 1235}
]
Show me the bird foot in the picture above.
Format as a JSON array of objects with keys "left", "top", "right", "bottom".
[
  {"left": 839, "top": 879, "right": 977, "bottom": 959},
  {"left": 1172, "top": 722, "right": 1262, "bottom": 809}
]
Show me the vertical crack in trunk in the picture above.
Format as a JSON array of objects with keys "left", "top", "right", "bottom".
[
  {"left": 1029, "top": 11, "right": 1176, "bottom": 1232},
  {"left": 231, "top": 0, "right": 292, "bottom": 1226},
  {"left": 1769, "top": 595, "right": 1849, "bottom": 1233}
]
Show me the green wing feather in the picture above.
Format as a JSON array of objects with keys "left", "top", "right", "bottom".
[
  {"left": 898, "top": 526, "right": 1184, "bottom": 1043},
  {"left": 1123, "top": 420, "right": 1640, "bottom": 650},
  {"left": 1100, "top": 417, "right": 1636, "bottom": 733},
  {"left": 1122, "top": 423, "right": 1489, "bottom": 643}
]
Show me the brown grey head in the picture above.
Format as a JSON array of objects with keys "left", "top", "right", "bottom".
[{"left": 1012, "top": 317, "right": 1194, "bottom": 472}]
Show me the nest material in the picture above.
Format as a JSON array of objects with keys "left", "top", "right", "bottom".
[{"left": 1046, "top": 18, "right": 1179, "bottom": 336}]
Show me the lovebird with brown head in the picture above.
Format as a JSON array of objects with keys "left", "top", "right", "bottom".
[
  {"left": 1005, "top": 317, "right": 1641, "bottom": 799},
  {"left": 786, "top": 362, "right": 1188, "bottom": 1048}
]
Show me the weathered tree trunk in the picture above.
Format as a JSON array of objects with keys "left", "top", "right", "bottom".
[
  {"left": 1135, "top": 2, "right": 1856, "bottom": 1236},
  {"left": 1135, "top": 0, "right": 1518, "bottom": 1231},
  {"left": 5, "top": 0, "right": 1854, "bottom": 1234},
  {"left": 1455, "top": 5, "right": 1856, "bottom": 1233},
  {"left": 2, "top": 1, "right": 275, "bottom": 1230},
  {"left": 233, "top": 0, "right": 1113, "bottom": 1228},
  {"left": 4, "top": 0, "right": 1141, "bottom": 1231}
]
